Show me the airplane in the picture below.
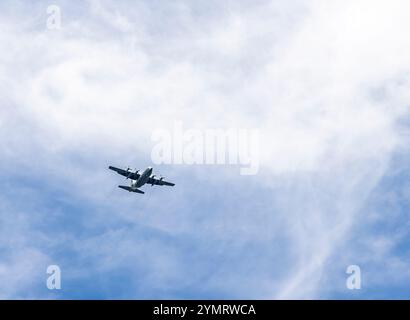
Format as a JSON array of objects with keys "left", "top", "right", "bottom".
[{"left": 108, "top": 166, "right": 175, "bottom": 194}]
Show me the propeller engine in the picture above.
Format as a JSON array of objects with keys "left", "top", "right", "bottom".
[
  {"left": 125, "top": 167, "right": 137, "bottom": 180},
  {"left": 149, "top": 175, "right": 165, "bottom": 186},
  {"left": 150, "top": 174, "right": 156, "bottom": 186}
]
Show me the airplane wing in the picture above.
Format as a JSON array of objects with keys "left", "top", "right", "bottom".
[
  {"left": 118, "top": 185, "right": 145, "bottom": 194},
  {"left": 109, "top": 166, "right": 140, "bottom": 180},
  {"left": 147, "top": 176, "right": 175, "bottom": 187}
]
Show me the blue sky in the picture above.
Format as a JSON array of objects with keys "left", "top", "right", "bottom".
[{"left": 0, "top": 0, "right": 409, "bottom": 299}]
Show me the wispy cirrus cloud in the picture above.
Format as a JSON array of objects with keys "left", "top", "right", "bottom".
[{"left": 0, "top": 0, "right": 409, "bottom": 299}]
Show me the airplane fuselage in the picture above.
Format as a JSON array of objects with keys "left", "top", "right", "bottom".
[
  {"left": 131, "top": 167, "right": 153, "bottom": 188},
  {"left": 109, "top": 165, "right": 174, "bottom": 194}
]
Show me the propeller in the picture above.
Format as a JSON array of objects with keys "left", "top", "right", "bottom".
[
  {"left": 147, "top": 174, "right": 165, "bottom": 186},
  {"left": 125, "top": 167, "right": 133, "bottom": 180}
]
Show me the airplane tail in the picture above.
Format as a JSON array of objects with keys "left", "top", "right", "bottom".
[{"left": 118, "top": 185, "right": 145, "bottom": 194}]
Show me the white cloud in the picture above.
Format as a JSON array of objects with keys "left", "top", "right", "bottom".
[{"left": 0, "top": 0, "right": 409, "bottom": 298}]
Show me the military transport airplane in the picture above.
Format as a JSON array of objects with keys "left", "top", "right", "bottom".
[{"left": 109, "top": 166, "right": 175, "bottom": 194}]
